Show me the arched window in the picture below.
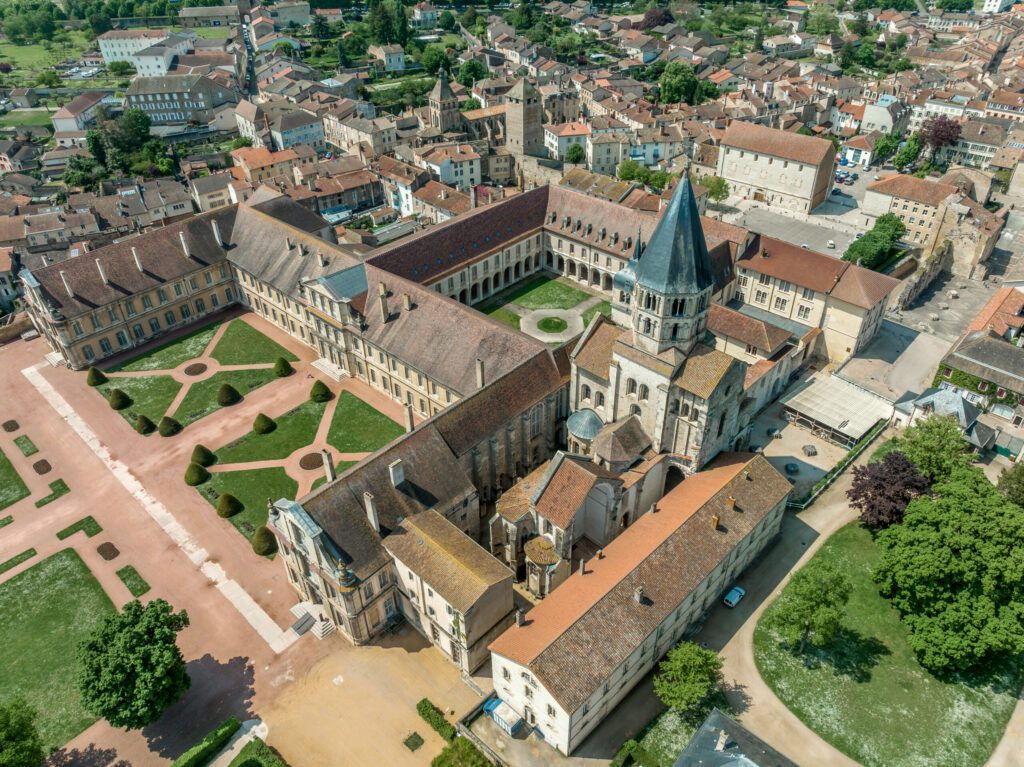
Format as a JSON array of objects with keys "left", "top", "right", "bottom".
[
  {"left": 639, "top": 384, "right": 649, "bottom": 401},
  {"left": 596, "top": 391, "right": 605, "bottom": 407},
  {"left": 682, "top": 403, "right": 690, "bottom": 417},
  {"left": 643, "top": 318, "right": 652, "bottom": 334},
  {"left": 626, "top": 378, "right": 637, "bottom": 395},
  {"left": 671, "top": 324, "right": 679, "bottom": 340},
  {"left": 581, "top": 384, "right": 592, "bottom": 400},
  {"left": 629, "top": 404, "right": 641, "bottom": 417},
  {"left": 717, "top": 412, "right": 726, "bottom": 437},
  {"left": 692, "top": 408, "right": 700, "bottom": 421},
  {"left": 669, "top": 399, "right": 679, "bottom": 415}
]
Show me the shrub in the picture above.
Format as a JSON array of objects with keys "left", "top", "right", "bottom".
[
  {"left": 135, "top": 414, "right": 156, "bottom": 435},
  {"left": 87, "top": 367, "right": 108, "bottom": 386},
  {"left": 107, "top": 388, "right": 131, "bottom": 410},
  {"left": 273, "top": 357, "right": 294, "bottom": 377},
  {"left": 216, "top": 493, "right": 242, "bottom": 518},
  {"left": 191, "top": 444, "right": 216, "bottom": 467},
  {"left": 417, "top": 698, "right": 456, "bottom": 742},
  {"left": 310, "top": 379, "right": 333, "bottom": 403},
  {"left": 253, "top": 413, "right": 276, "bottom": 434},
  {"left": 158, "top": 416, "right": 183, "bottom": 437},
  {"left": 169, "top": 717, "right": 241, "bottom": 767},
  {"left": 184, "top": 462, "right": 210, "bottom": 486},
  {"left": 217, "top": 383, "right": 242, "bottom": 406},
  {"left": 431, "top": 737, "right": 490, "bottom": 767},
  {"left": 251, "top": 525, "right": 277, "bottom": 555}
]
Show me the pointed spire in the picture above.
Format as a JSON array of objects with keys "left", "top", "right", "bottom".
[
  {"left": 632, "top": 178, "right": 712, "bottom": 296},
  {"left": 632, "top": 226, "right": 643, "bottom": 261}
]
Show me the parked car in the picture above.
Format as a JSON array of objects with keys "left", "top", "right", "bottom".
[
  {"left": 827, "top": 240, "right": 836, "bottom": 248},
  {"left": 723, "top": 586, "right": 746, "bottom": 608}
]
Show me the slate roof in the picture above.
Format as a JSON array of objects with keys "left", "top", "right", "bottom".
[
  {"left": 567, "top": 408, "right": 604, "bottom": 441},
  {"left": 944, "top": 329, "right": 1024, "bottom": 394},
  {"left": 674, "top": 708, "right": 798, "bottom": 767},
  {"left": 489, "top": 453, "right": 791, "bottom": 713}
]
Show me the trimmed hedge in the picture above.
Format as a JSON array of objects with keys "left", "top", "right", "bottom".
[
  {"left": 158, "top": 416, "right": 183, "bottom": 437},
  {"left": 431, "top": 738, "right": 490, "bottom": 767},
  {"left": 417, "top": 698, "right": 456, "bottom": 742},
  {"left": 191, "top": 444, "right": 216, "bottom": 467},
  {"left": 251, "top": 525, "right": 277, "bottom": 555},
  {"left": 170, "top": 716, "right": 241, "bottom": 767},
  {"left": 217, "top": 493, "right": 243, "bottom": 518},
  {"left": 184, "top": 462, "right": 210, "bottom": 486},
  {"left": 273, "top": 357, "right": 293, "bottom": 377},
  {"left": 87, "top": 367, "right": 108, "bottom": 386},
  {"left": 253, "top": 413, "right": 276, "bottom": 434},
  {"left": 309, "top": 379, "right": 332, "bottom": 403},
  {"left": 135, "top": 414, "right": 156, "bottom": 435},
  {"left": 217, "top": 383, "right": 242, "bottom": 406},
  {"left": 107, "top": 388, "right": 131, "bottom": 410}
]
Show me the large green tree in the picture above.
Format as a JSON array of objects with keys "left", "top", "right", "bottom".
[
  {"left": 874, "top": 467, "right": 1024, "bottom": 673},
  {"left": 77, "top": 599, "right": 191, "bottom": 730},
  {"left": 457, "top": 59, "right": 488, "bottom": 87},
  {"left": 874, "top": 415, "right": 970, "bottom": 483},
  {"left": 772, "top": 560, "right": 852, "bottom": 654},
  {"left": 564, "top": 143, "right": 585, "bottom": 164},
  {"left": 997, "top": 461, "right": 1024, "bottom": 507},
  {"left": 0, "top": 698, "right": 44, "bottom": 767},
  {"left": 653, "top": 642, "right": 723, "bottom": 713},
  {"left": 659, "top": 62, "right": 698, "bottom": 105},
  {"left": 700, "top": 174, "right": 729, "bottom": 205}
]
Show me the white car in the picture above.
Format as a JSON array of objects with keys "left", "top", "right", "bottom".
[
  {"left": 827, "top": 240, "right": 836, "bottom": 249},
  {"left": 723, "top": 586, "right": 746, "bottom": 608}
]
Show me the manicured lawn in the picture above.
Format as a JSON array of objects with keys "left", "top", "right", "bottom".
[
  {"left": 484, "top": 306, "right": 521, "bottom": 329},
  {"left": 0, "top": 446, "right": 29, "bottom": 511},
  {"left": 116, "top": 565, "right": 150, "bottom": 597},
  {"left": 35, "top": 479, "right": 69, "bottom": 508},
  {"left": 0, "top": 109, "right": 52, "bottom": 127},
  {"left": 173, "top": 368, "right": 278, "bottom": 426},
  {"left": 56, "top": 516, "right": 102, "bottom": 540},
  {"left": 210, "top": 319, "right": 298, "bottom": 366},
  {"left": 0, "top": 549, "right": 116, "bottom": 750},
  {"left": 582, "top": 300, "right": 612, "bottom": 327},
  {"left": 216, "top": 400, "right": 327, "bottom": 463},
  {"left": 498, "top": 275, "right": 591, "bottom": 310},
  {"left": 0, "top": 515, "right": 11, "bottom": 529},
  {"left": 754, "top": 523, "right": 1024, "bottom": 767},
  {"left": 109, "top": 322, "right": 219, "bottom": 372},
  {"left": 198, "top": 467, "right": 298, "bottom": 542},
  {"left": 537, "top": 316, "right": 568, "bottom": 333},
  {"left": 13, "top": 435, "right": 38, "bottom": 456},
  {"left": 326, "top": 392, "right": 404, "bottom": 453},
  {"left": 99, "top": 375, "right": 182, "bottom": 426},
  {"left": 0, "top": 548, "right": 36, "bottom": 575}
]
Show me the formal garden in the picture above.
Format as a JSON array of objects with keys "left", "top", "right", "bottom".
[
  {"left": 753, "top": 416, "right": 1024, "bottom": 767},
  {"left": 477, "top": 274, "right": 611, "bottom": 341},
  {"left": 0, "top": 419, "right": 69, "bottom": 513}
]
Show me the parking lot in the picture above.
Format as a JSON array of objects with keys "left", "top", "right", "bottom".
[
  {"left": 837, "top": 319, "right": 953, "bottom": 401},
  {"left": 732, "top": 207, "right": 857, "bottom": 257}
]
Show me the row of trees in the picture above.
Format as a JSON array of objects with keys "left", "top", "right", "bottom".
[{"left": 842, "top": 212, "right": 905, "bottom": 271}]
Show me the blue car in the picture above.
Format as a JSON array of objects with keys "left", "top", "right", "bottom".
[{"left": 723, "top": 586, "right": 746, "bottom": 608}]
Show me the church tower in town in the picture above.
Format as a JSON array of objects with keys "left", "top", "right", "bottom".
[
  {"left": 505, "top": 78, "right": 543, "bottom": 157},
  {"left": 428, "top": 67, "right": 461, "bottom": 133}
]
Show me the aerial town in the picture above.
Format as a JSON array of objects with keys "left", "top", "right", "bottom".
[{"left": 1, "top": 0, "right": 1024, "bottom": 766}]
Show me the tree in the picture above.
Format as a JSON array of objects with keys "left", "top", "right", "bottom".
[
  {"left": 461, "top": 6, "right": 478, "bottom": 28},
  {"left": 875, "top": 466, "right": 1024, "bottom": 673},
  {"left": 920, "top": 115, "right": 961, "bottom": 156},
  {"left": 135, "top": 414, "right": 155, "bottom": 435},
  {"left": 230, "top": 137, "right": 253, "bottom": 150},
  {"left": 873, "top": 132, "right": 901, "bottom": 162},
  {"left": 456, "top": 59, "right": 487, "bottom": 87},
  {"left": 420, "top": 44, "right": 450, "bottom": 75},
  {"left": 336, "top": 40, "right": 350, "bottom": 68},
  {"left": 34, "top": 70, "right": 60, "bottom": 88},
  {"left": 937, "top": 0, "right": 972, "bottom": 9},
  {"left": 617, "top": 158, "right": 643, "bottom": 181},
  {"left": 659, "top": 62, "right": 698, "bottom": 105},
  {"left": 312, "top": 13, "right": 330, "bottom": 39},
  {"left": 107, "top": 388, "right": 130, "bottom": 410},
  {"left": 77, "top": 600, "right": 191, "bottom": 730},
  {"left": 565, "top": 143, "right": 585, "bottom": 164},
  {"left": 772, "top": 560, "right": 852, "bottom": 654},
  {"left": 460, "top": 97, "right": 482, "bottom": 111},
  {"left": 310, "top": 379, "right": 333, "bottom": 403},
  {"left": 217, "top": 493, "right": 242, "bottom": 518},
  {"left": 107, "top": 61, "right": 134, "bottom": 77},
  {"left": 217, "top": 383, "right": 241, "bottom": 406},
  {"left": 274, "top": 41, "right": 296, "bottom": 57},
  {"left": 997, "top": 461, "right": 1024, "bottom": 507},
  {"left": 438, "top": 10, "right": 456, "bottom": 30},
  {"left": 86, "top": 367, "right": 107, "bottom": 386},
  {"left": 653, "top": 642, "right": 723, "bottom": 713},
  {"left": 158, "top": 416, "right": 182, "bottom": 437},
  {"left": 893, "top": 132, "right": 922, "bottom": 169},
  {"left": 876, "top": 415, "right": 969, "bottom": 483},
  {"left": 88, "top": 12, "right": 112, "bottom": 36},
  {"left": 0, "top": 698, "right": 44, "bottom": 767},
  {"left": 700, "top": 174, "right": 729, "bottom": 205},
  {"left": 190, "top": 444, "right": 216, "bottom": 467},
  {"left": 184, "top": 462, "right": 210, "bottom": 486},
  {"left": 252, "top": 526, "right": 278, "bottom": 555},
  {"left": 638, "top": 6, "right": 673, "bottom": 29},
  {"left": 273, "top": 357, "right": 294, "bottom": 377},
  {"left": 253, "top": 413, "right": 276, "bottom": 434},
  {"left": 848, "top": 450, "right": 930, "bottom": 529},
  {"left": 805, "top": 5, "right": 839, "bottom": 35}
]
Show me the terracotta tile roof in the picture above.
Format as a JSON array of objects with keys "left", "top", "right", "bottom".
[
  {"left": 967, "top": 287, "right": 1024, "bottom": 335},
  {"left": 673, "top": 343, "right": 740, "bottom": 399},
  {"left": 867, "top": 173, "right": 957, "bottom": 206},
  {"left": 534, "top": 458, "right": 612, "bottom": 529},
  {"left": 545, "top": 121, "right": 591, "bottom": 137},
  {"left": 708, "top": 304, "right": 791, "bottom": 352},
  {"left": 721, "top": 120, "right": 834, "bottom": 166},
  {"left": 489, "top": 453, "right": 792, "bottom": 712},
  {"left": 738, "top": 235, "right": 849, "bottom": 295},
  {"left": 830, "top": 265, "right": 900, "bottom": 310},
  {"left": 383, "top": 510, "right": 512, "bottom": 612},
  {"left": 0, "top": 245, "right": 13, "bottom": 273},
  {"left": 574, "top": 317, "right": 627, "bottom": 381},
  {"left": 497, "top": 460, "right": 550, "bottom": 521},
  {"left": 594, "top": 417, "right": 651, "bottom": 465}
]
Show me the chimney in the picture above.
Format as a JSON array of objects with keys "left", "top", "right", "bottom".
[
  {"left": 579, "top": 559, "right": 586, "bottom": 576},
  {"left": 179, "top": 231, "right": 191, "bottom": 259},
  {"left": 633, "top": 586, "right": 644, "bottom": 604},
  {"left": 715, "top": 730, "right": 729, "bottom": 752},
  {"left": 475, "top": 358, "right": 485, "bottom": 388},
  {"left": 378, "top": 290, "right": 389, "bottom": 323},
  {"left": 363, "top": 491, "right": 380, "bottom": 533},
  {"left": 440, "top": 188, "right": 448, "bottom": 200},
  {"left": 307, "top": 178, "right": 316, "bottom": 191},
  {"left": 515, "top": 608, "right": 524, "bottom": 627},
  {"left": 404, "top": 403, "right": 414, "bottom": 432},
  {"left": 470, "top": 185, "right": 478, "bottom": 209},
  {"left": 59, "top": 270, "right": 74, "bottom": 298},
  {"left": 95, "top": 258, "right": 108, "bottom": 285},
  {"left": 727, "top": 495, "right": 736, "bottom": 510},
  {"left": 321, "top": 449, "right": 336, "bottom": 483},
  {"left": 711, "top": 514, "right": 720, "bottom": 530},
  {"left": 388, "top": 458, "right": 405, "bottom": 487},
  {"left": 211, "top": 219, "right": 223, "bottom": 248},
  {"left": 132, "top": 246, "right": 143, "bottom": 273},
  {"left": 402, "top": 293, "right": 412, "bottom": 311}
]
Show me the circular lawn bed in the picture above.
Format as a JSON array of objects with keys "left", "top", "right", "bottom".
[
  {"left": 183, "top": 363, "right": 208, "bottom": 376},
  {"left": 537, "top": 316, "right": 568, "bottom": 334},
  {"left": 299, "top": 452, "right": 324, "bottom": 470}
]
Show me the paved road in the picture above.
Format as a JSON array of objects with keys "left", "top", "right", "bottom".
[{"left": 734, "top": 207, "right": 857, "bottom": 257}]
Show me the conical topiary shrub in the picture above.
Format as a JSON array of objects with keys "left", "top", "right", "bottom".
[
  {"left": 135, "top": 414, "right": 156, "bottom": 435},
  {"left": 184, "top": 461, "right": 210, "bottom": 486},
  {"left": 216, "top": 493, "right": 242, "bottom": 518},
  {"left": 191, "top": 444, "right": 216, "bottom": 467},
  {"left": 217, "top": 383, "right": 241, "bottom": 406},
  {"left": 309, "top": 379, "right": 332, "bottom": 403},
  {"left": 86, "top": 367, "right": 108, "bottom": 386},
  {"left": 253, "top": 413, "right": 276, "bottom": 434},
  {"left": 251, "top": 525, "right": 277, "bottom": 555},
  {"left": 107, "top": 388, "right": 131, "bottom": 410},
  {"left": 158, "top": 416, "right": 182, "bottom": 437},
  {"left": 273, "top": 357, "right": 294, "bottom": 377}
]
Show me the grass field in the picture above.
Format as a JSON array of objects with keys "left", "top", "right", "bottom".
[
  {"left": 216, "top": 400, "right": 327, "bottom": 463},
  {"left": 496, "top": 275, "right": 592, "bottom": 310},
  {"left": 14, "top": 435, "right": 38, "bottom": 456},
  {"left": 0, "top": 548, "right": 36, "bottom": 575},
  {"left": 210, "top": 319, "right": 298, "bottom": 366},
  {"left": 754, "top": 523, "right": 1024, "bottom": 767},
  {"left": 0, "top": 446, "right": 30, "bottom": 511},
  {"left": 326, "top": 392, "right": 404, "bottom": 453},
  {"left": 110, "top": 322, "right": 219, "bottom": 372},
  {"left": 35, "top": 479, "right": 69, "bottom": 508},
  {"left": 582, "top": 300, "right": 612, "bottom": 326},
  {"left": 116, "top": 565, "right": 150, "bottom": 597},
  {"left": 198, "top": 467, "right": 298, "bottom": 543},
  {"left": 56, "top": 516, "right": 102, "bottom": 540},
  {"left": 0, "top": 109, "right": 53, "bottom": 127},
  {"left": 485, "top": 306, "right": 521, "bottom": 329},
  {"left": 537, "top": 316, "right": 568, "bottom": 333},
  {"left": 173, "top": 368, "right": 278, "bottom": 426},
  {"left": 0, "top": 549, "right": 116, "bottom": 750},
  {"left": 100, "top": 375, "right": 183, "bottom": 427}
]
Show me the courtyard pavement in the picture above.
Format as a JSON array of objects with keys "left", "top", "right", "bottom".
[
  {"left": 836, "top": 319, "right": 953, "bottom": 401},
  {"left": 515, "top": 294, "right": 607, "bottom": 344}
]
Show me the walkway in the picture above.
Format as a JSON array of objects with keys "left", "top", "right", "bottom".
[{"left": 503, "top": 294, "right": 607, "bottom": 344}]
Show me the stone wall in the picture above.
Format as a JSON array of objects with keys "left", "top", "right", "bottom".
[
  {"left": 894, "top": 241, "right": 952, "bottom": 310},
  {"left": 0, "top": 313, "right": 33, "bottom": 344}
]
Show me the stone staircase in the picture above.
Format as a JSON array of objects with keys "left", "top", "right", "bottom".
[
  {"left": 312, "top": 358, "right": 346, "bottom": 382},
  {"left": 289, "top": 601, "right": 336, "bottom": 640}
]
